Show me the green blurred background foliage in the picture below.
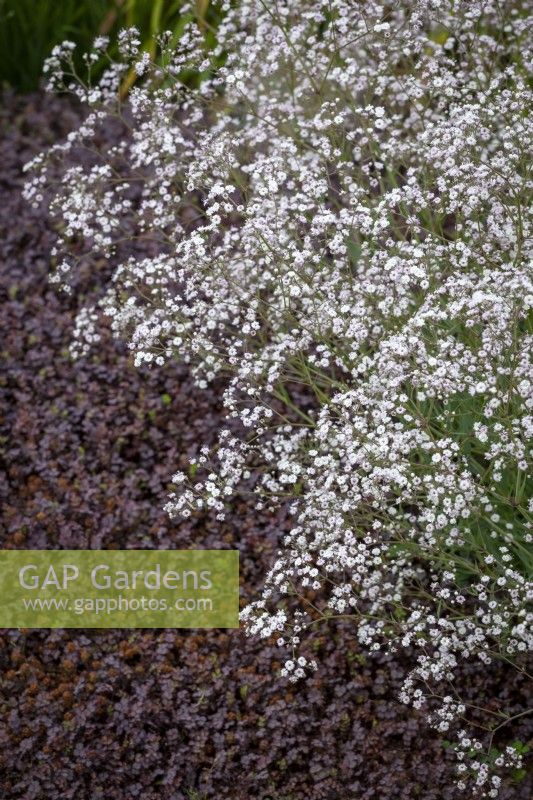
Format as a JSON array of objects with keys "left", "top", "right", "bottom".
[{"left": 0, "top": 0, "right": 214, "bottom": 93}]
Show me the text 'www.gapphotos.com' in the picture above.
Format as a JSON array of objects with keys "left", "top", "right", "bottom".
[{"left": 21, "top": 595, "right": 214, "bottom": 615}]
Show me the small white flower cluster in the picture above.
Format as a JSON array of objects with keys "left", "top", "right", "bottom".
[
  {"left": 41, "top": 40, "right": 76, "bottom": 91},
  {"left": 454, "top": 730, "right": 526, "bottom": 798},
  {"left": 281, "top": 654, "right": 318, "bottom": 683},
  {"left": 26, "top": 1, "right": 532, "bottom": 794}
]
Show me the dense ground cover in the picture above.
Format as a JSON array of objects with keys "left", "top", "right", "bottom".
[{"left": 0, "top": 92, "right": 531, "bottom": 800}]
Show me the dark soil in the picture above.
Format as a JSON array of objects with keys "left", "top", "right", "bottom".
[{"left": 0, "top": 92, "right": 530, "bottom": 800}]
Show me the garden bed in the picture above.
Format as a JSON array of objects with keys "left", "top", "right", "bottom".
[{"left": 0, "top": 92, "right": 530, "bottom": 800}]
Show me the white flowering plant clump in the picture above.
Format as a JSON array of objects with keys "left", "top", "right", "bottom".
[{"left": 24, "top": 1, "right": 532, "bottom": 794}]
